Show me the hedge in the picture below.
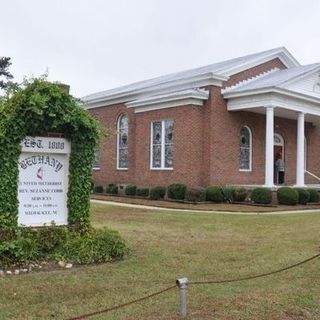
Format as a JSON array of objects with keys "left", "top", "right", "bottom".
[
  {"left": 251, "top": 187, "right": 272, "bottom": 204},
  {"left": 106, "top": 184, "right": 119, "bottom": 195},
  {"left": 294, "top": 188, "right": 310, "bottom": 205},
  {"left": 136, "top": 188, "right": 149, "bottom": 197},
  {"left": 167, "top": 184, "right": 187, "bottom": 200},
  {"left": 277, "top": 187, "right": 298, "bottom": 205},
  {"left": 125, "top": 184, "right": 137, "bottom": 196},
  {"left": 149, "top": 186, "right": 166, "bottom": 200},
  {"left": 94, "top": 185, "right": 104, "bottom": 193},
  {"left": 221, "top": 187, "right": 235, "bottom": 203},
  {"left": 234, "top": 188, "right": 248, "bottom": 202},
  {"left": 206, "top": 186, "right": 224, "bottom": 202},
  {"left": 308, "top": 189, "right": 320, "bottom": 203},
  {"left": 185, "top": 187, "right": 206, "bottom": 202}
]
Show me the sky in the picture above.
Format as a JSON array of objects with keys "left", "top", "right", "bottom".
[{"left": 1, "top": 0, "right": 320, "bottom": 97}]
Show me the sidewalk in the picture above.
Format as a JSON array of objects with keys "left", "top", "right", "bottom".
[{"left": 91, "top": 199, "right": 320, "bottom": 215}]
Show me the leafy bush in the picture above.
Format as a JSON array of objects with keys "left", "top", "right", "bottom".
[
  {"left": 149, "top": 186, "right": 166, "bottom": 200},
  {"left": 94, "top": 185, "right": 104, "bottom": 193},
  {"left": 54, "top": 228, "right": 129, "bottom": 264},
  {"left": 251, "top": 187, "right": 272, "bottom": 204},
  {"left": 136, "top": 188, "right": 149, "bottom": 197},
  {"left": 185, "top": 187, "right": 206, "bottom": 202},
  {"left": 0, "top": 226, "right": 128, "bottom": 268},
  {"left": 106, "top": 184, "right": 119, "bottom": 194},
  {"left": 167, "top": 184, "right": 187, "bottom": 200},
  {"left": 294, "top": 188, "right": 310, "bottom": 205},
  {"left": 125, "top": 184, "right": 137, "bottom": 196},
  {"left": 234, "top": 188, "right": 248, "bottom": 202},
  {"left": 308, "top": 188, "right": 320, "bottom": 203},
  {"left": 206, "top": 186, "right": 224, "bottom": 202},
  {"left": 0, "top": 238, "right": 38, "bottom": 267},
  {"left": 277, "top": 187, "right": 298, "bottom": 205},
  {"left": 221, "top": 187, "right": 235, "bottom": 203}
]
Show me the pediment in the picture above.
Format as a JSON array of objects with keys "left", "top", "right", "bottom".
[{"left": 283, "top": 69, "right": 320, "bottom": 98}]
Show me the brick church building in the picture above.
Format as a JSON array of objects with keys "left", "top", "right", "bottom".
[{"left": 83, "top": 47, "right": 320, "bottom": 189}]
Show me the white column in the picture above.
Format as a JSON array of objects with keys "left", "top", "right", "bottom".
[
  {"left": 296, "top": 112, "right": 305, "bottom": 187},
  {"left": 265, "top": 107, "right": 274, "bottom": 187}
]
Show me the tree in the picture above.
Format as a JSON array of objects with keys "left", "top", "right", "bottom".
[{"left": 0, "top": 57, "right": 13, "bottom": 89}]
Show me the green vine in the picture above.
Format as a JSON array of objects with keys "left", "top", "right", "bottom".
[{"left": 0, "top": 78, "right": 101, "bottom": 231}]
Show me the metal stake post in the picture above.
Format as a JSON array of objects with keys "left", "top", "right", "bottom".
[{"left": 176, "top": 277, "right": 189, "bottom": 318}]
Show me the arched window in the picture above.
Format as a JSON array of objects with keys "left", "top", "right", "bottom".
[
  {"left": 239, "top": 126, "right": 252, "bottom": 171},
  {"left": 117, "top": 114, "right": 128, "bottom": 169}
]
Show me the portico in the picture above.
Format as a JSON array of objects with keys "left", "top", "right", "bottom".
[{"left": 223, "top": 63, "right": 320, "bottom": 188}]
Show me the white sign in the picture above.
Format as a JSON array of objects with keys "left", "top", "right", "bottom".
[{"left": 18, "top": 136, "right": 71, "bottom": 226}]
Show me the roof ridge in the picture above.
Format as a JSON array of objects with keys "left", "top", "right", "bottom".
[{"left": 221, "top": 68, "right": 280, "bottom": 94}]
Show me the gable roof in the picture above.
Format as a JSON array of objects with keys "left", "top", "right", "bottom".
[
  {"left": 223, "top": 63, "right": 320, "bottom": 96},
  {"left": 82, "top": 47, "right": 300, "bottom": 108}
]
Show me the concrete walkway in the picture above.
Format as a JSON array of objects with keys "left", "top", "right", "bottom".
[{"left": 91, "top": 199, "right": 320, "bottom": 215}]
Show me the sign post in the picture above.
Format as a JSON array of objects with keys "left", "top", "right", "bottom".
[{"left": 17, "top": 136, "right": 71, "bottom": 226}]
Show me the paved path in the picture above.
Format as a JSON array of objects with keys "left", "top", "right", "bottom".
[{"left": 91, "top": 199, "right": 320, "bottom": 215}]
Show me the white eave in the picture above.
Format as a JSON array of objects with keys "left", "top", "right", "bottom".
[
  {"left": 83, "top": 72, "right": 224, "bottom": 109},
  {"left": 82, "top": 47, "right": 301, "bottom": 110},
  {"left": 126, "top": 89, "right": 209, "bottom": 113}
]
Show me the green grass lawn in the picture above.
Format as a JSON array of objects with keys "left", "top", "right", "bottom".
[{"left": 1, "top": 203, "right": 320, "bottom": 319}]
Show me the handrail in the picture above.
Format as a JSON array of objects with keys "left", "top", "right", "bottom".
[{"left": 305, "top": 169, "right": 320, "bottom": 182}]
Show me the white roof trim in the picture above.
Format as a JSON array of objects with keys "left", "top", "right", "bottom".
[
  {"left": 82, "top": 47, "right": 300, "bottom": 109},
  {"left": 222, "top": 68, "right": 279, "bottom": 94},
  {"left": 223, "top": 64, "right": 320, "bottom": 98},
  {"left": 126, "top": 89, "right": 209, "bottom": 113},
  {"left": 220, "top": 48, "right": 299, "bottom": 76},
  {"left": 226, "top": 87, "right": 320, "bottom": 105},
  {"left": 83, "top": 73, "right": 222, "bottom": 109},
  {"left": 226, "top": 90, "right": 320, "bottom": 120}
]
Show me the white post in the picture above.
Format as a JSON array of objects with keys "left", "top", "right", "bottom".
[
  {"left": 176, "top": 278, "right": 188, "bottom": 318},
  {"left": 296, "top": 112, "right": 305, "bottom": 187},
  {"left": 265, "top": 106, "right": 274, "bottom": 187}
]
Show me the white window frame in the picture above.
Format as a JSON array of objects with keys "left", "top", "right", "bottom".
[
  {"left": 239, "top": 125, "right": 252, "bottom": 172},
  {"left": 117, "top": 114, "right": 128, "bottom": 170},
  {"left": 150, "top": 120, "right": 174, "bottom": 170}
]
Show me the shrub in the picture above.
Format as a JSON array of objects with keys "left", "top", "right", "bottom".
[
  {"left": 106, "top": 184, "right": 118, "bottom": 195},
  {"left": 233, "top": 188, "right": 248, "bottom": 202},
  {"left": 206, "top": 186, "right": 224, "bottom": 202},
  {"left": 54, "top": 228, "right": 129, "bottom": 264},
  {"left": 125, "top": 184, "right": 137, "bottom": 196},
  {"left": 167, "top": 184, "right": 187, "bottom": 200},
  {"left": 136, "top": 188, "right": 149, "bottom": 197},
  {"left": 251, "top": 187, "right": 272, "bottom": 204},
  {"left": 308, "top": 189, "right": 320, "bottom": 203},
  {"left": 149, "top": 186, "right": 166, "bottom": 200},
  {"left": 93, "top": 185, "right": 104, "bottom": 193},
  {"left": 185, "top": 187, "right": 206, "bottom": 202},
  {"left": 294, "top": 188, "right": 310, "bottom": 205},
  {"left": 0, "top": 238, "right": 38, "bottom": 267},
  {"left": 221, "top": 187, "right": 235, "bottom": 203},
  {"left": 277, "top": 187, "right": 298, "bottom": 205},
  {"left": 0, "top": 226, "right": 129, "bottom": 268}
]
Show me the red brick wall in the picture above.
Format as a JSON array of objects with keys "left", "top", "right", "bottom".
[
  {"left": 88, "top": 57, "right": 320, "bottom": 188},
  {"left": 134, "top": 106, "right": 203, "bottom": 187},
  {"left": 89, "top": 104, "right": 136, "bottom": 186}
]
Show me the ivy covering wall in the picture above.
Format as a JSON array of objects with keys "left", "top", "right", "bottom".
[{"left": 0, "top": 79, "right": 100, "bottom": 231}]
